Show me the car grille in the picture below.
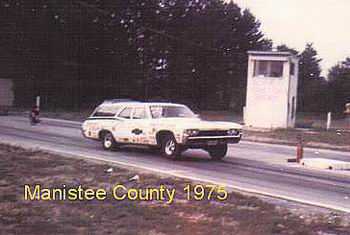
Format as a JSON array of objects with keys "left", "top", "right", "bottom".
[{"left": 197, "top": 130, "right": 228, "bottom": 137}]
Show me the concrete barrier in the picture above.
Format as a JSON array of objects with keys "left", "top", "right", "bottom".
[{"left": 301, "top": 158, "right": 350, "bottom": 170}]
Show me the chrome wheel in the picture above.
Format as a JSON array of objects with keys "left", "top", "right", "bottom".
[
  {"left": 161, "top": 135, "right": 181, "bottom": 160},
  {"left": 104, "top": 136, "right": 112, "bottom": 148},
  {"left": 102, "top": 132, "right": 117, "bottom": 150},
  {"left": 165, "top": 139, "right": 176, "bottom": 155}
]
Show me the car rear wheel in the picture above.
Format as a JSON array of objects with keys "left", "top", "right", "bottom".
[
  {"left": 207, "top": 144, "right": 228, "bottom": 161},
  {"left": 161, "top": 135, "right": 181, "bottom": 160},
  {"left": 102, "top": 132, "right": 118, "bottom": 151}
]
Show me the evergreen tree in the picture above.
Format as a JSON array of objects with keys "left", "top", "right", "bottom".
[
  {"left": 298, "top": 43, "right": 323, "bottom": 111},
  {"left": 328, "top": 58, "right": 350, "bottom": 112},
  {"left": 1, "top": 0, "right": 271, "bottom": 110},
  {"left": 277, "top": 44, "right": 299, "bottom": 55}
]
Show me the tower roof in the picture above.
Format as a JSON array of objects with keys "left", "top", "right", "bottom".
[{"left": 247, "top": 50, "right": 294, "bottom": 57}]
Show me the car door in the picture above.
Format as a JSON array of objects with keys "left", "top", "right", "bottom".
[
  {"left": 114, "top": 106, "right": 134, "bottom": 143},
  {"left": 129, "top": 106, "right": 152, "bottom": 145}
]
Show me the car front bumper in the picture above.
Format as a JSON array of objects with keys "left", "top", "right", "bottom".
[{"left": 183, "top": 134, "right": 242, "bottom": 148}]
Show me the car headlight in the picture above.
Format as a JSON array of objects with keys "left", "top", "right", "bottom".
[
  {"left": 184, "top": 129, "right": 200, "bottom": 136},
  {"left": 227, "top": 129, "right": 240, "bottom": 136}
]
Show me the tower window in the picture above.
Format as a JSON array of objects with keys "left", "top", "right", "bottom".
[{"left": 254, "top": 60, "right": 284, "bottom": 78}]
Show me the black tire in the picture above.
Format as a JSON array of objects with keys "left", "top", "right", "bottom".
[
  {"left": 208, "top": 144, "right": 228, "bottom": 161},
  {"left": 102, "top": 132, "right": 118, "bottom": 151},
  {"left": 160, "top": 134, "right": 182, "bottom": 160}
]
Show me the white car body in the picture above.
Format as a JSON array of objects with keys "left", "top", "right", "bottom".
[{"left": 81, "top": 101, "right": 242, "bottom": 155}]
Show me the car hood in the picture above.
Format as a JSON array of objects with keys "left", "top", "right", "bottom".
[{"left": 152, "top": 118, "right": 242, "bottom": 130}]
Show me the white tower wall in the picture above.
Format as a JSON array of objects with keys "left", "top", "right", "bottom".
[{"left": 245, "top": 51, "right": 299, "bottom": 129}]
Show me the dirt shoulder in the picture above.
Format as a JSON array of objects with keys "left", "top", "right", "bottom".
[{"left": 1, "top": 144, "right": 349, "bottom": 235}]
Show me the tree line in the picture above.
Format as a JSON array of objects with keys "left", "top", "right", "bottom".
[{"left": 0, "top": 0, "right": 348, "bottom": 113}]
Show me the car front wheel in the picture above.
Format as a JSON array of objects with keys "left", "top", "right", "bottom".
[
  {"left": 102, "top": 132, "right": 118, "bottom": 151},
  {"left": 161, "top": 135, "right": 181, "bottom": 160},
  {"left": 207, "top": 144, "right": 228, "bottom": 160}
]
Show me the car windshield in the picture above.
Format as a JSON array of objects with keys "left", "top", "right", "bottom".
[{"left": 150, "top": 105, "right": 195, "bottom": 118}]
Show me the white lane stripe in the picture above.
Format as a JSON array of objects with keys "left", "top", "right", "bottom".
[{"left": 1, "top": 138, "right": 349, "bottom": 213}]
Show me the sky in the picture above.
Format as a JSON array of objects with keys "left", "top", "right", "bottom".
[{"left": 233, "top": 0, "right": 350, "bottom": 76}]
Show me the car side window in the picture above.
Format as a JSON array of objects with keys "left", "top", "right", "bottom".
[
  {"left": 132, "top": 107, "right": 146, "bottom": 119},
  {"left": 118, "top": 107, "right": 132, "bottom": 119},
  {"left": 93, "top": 105, "right": 120, "bottom": 117},
  {"left": 150, "top": 106, "right": 163, "bottom": 119}
]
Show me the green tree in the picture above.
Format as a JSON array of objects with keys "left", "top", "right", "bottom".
[
  {"left": 277, "top": 43, "right": 328, "bottom": 112},
  {"left": 277, "top": 44, "right": 299, "bottom": 55},
  {"left": 298, "top": 43, "right": 323, "bottom": 112},
  {"left": 1, "top": 0, "right": 271, "bottom": 110},
  {"left": 328, "top": 58, "right": 350, "bottom": 112}
]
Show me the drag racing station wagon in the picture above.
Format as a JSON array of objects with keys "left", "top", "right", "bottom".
[{"left": 82, "top": 100, "right": 242, "bottom": 160}]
